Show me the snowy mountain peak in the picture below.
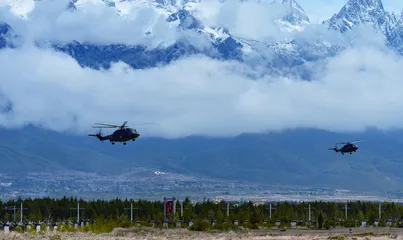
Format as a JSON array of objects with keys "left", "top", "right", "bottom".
[
  {"left": 281, "top": 0, "right": 305, "bottom": 13},
  {"left": 346, "top": 0, "right": 384, "bottom": 9},
  {"left": 280, "top": 0, "right": 310, "bottom": 24},
  {"left": 324, "top": 0, "right": 391, "bottom": 33}
]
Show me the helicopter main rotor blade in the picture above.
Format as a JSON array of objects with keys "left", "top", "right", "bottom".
[
  {"left": 129, "top": 122, "right": 154, "bottom": 127},
  {"left": 349, "top": 140, "right": 365, "bottom": 144},
  {"left": 94, "top": 123, "right": 121, "bottom": 127}
]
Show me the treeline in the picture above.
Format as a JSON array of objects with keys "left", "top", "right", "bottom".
[{"left": 1, "top": 197, "right": 403, "bottom": 229}]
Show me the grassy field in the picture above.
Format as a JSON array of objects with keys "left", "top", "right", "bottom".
[{"left": 0, "top": 227, "right": 403, "bottom": 239}]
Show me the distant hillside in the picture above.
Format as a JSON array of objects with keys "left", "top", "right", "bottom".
[{"left": 1, "top": 127, "right": 403, "bottom": 192}]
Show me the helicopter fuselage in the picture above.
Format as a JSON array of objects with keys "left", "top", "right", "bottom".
[
  {"left": 337, "top": 143, "right": 358, "bottom": 154},
  {"left": 108, "top": 129, "right": 140, "bottom": 143},
  {"left": 90, "top": 128, "right": 140, "bottom": 145}
]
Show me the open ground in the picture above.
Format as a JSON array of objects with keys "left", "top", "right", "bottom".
[{"left": 0, "top": 227, "right": 403, "bottom": 240}]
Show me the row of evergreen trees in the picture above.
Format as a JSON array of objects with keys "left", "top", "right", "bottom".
[{"left": 1, "top": 197, "right": 402, "bottom": 227}]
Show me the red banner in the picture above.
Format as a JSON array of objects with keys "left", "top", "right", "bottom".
[{"left": 166, "top": 200, "right": 173, "bottom": 214}]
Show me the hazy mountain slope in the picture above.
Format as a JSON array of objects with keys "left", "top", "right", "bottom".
[
  {"left": 1, "top": 127, "right": 403, "bottom": 191},
  {"left": 0, "top": 127, "right": 137, "bottom": 174}
]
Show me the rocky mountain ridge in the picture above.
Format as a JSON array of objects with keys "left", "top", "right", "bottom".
[{"left": 2, "top": 0, "right": 402, "bottom": 76}]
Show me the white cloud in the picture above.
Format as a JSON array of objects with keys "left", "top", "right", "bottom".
[
  {"left": 193, "top": 0, "right": 293, "bottom": 42},
  {"left": 0, "top": 0, "right": 403, "bottom": 139},
  {"left": 0, "top": 0, "right": 183, "bottom": 47},
  {"left": 1, "top": 40, "right": 403, "bottom": 138}
]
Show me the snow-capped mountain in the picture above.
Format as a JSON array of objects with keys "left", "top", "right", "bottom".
[
  {"left": 280, "top": 0, "right": 309, "bottom": 25},
  {"left": 324, "top": 0, "right": 392, "bottom": 33},
  {"left": 323, "top": 0, "right": 403, "bottom": 53},
  {"left": 0, "top": 0, "right": 403, "bottom": 77}
]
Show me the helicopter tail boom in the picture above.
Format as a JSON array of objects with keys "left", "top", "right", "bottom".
[
  {"left": 328, "top": 147, "right": 339, "bottom": 152},
  {"left": 88, "top": 133, "right": 108, "bottom": 141}
]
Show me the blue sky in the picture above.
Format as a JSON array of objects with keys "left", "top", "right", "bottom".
[{"left": 299, "top": 0, "right": 403, "bottom": 23}]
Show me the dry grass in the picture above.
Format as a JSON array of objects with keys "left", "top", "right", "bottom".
[{"left": 0, "top": 227, "right": 403, "bottom": 240}]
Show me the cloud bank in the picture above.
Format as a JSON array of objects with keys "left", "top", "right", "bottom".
[
  {"left": 192, "top": 0, "right": 291, "bottom": 42},
  {"left": 0, "top": 0, "right": 403, "bottom": 139},
  {"left": 0, "top": 0, "right": 184, "bottom": 47}
]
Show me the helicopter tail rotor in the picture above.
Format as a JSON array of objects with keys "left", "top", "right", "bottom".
[{"left": 88, "top": 129, "right": 103, "bottom": 141}]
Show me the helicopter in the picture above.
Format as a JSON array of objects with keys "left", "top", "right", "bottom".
[
  {"left": 88, "top": 121, "right": 152, "bottom": 145},
  {"left": 328, "top": 140, "right": 363, "bottom": 155}
]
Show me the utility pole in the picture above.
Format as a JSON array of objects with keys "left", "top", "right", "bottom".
[
  {"left": 180, "top": 201, "right": 183, "bottom": 218},
  {"left": 304, "top": 203, "right": 316, "bottom": 223},
  {"left": 376, "top": 202, "right": 385, "bottom": 220},
  {"left": 379, "top": 202, "right": 382, "bottom": 220},
  {"left": 179, "top": 200, "right": 192, "bottom": 220},
  {"left": 220, "top": 201, "right": 234, "bottom": 217},
  {"left": 264, "top": 203, "right": 277, "bottom": 219},
  {"left": 340, "top": 202, "right": 350, "bottom": 220},
  {"left": 19, "top": 202, "right": 28, "bottom": 224},
  {"left": 124, "top": 202, "right": 139, "bottom": 222},
  {"left": 70, "top": 202, "right": 85, "bottom": 223}
]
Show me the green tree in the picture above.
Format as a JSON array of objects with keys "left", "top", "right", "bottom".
[
  {"left": 357, "top": 210, "right": 364, "bottom": 222},
  {"left": 318, "top": 211, "right": 324, "bottom": 229}
]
